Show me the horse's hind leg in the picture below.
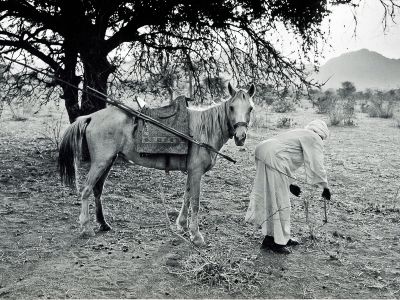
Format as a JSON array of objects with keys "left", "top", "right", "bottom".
[
  {"left": 79, "top": 158, "right": 114, "bottom": 237},
  {"left": 93, "top": 156, "right": 117, "bottom": 232}
]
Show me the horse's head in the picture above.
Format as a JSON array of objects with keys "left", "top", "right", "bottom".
[{"left": 226, "top": 82, "right": 255, "bottom": 146}]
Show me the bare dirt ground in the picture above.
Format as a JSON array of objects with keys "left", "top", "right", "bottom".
[{"left": 0, "top": 103, "right": 399, "bottom": 299}]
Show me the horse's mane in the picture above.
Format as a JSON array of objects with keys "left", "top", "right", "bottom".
[{"left": 188, "top": 100, "right": 230, "bottom": 144}]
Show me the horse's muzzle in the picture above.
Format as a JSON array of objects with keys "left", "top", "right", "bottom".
[
  {"left": 234, "top": 124, "right": 248, "bottom": 146},
  {"left": 234, "top": 135, "right": 246, "bottom": 146}
]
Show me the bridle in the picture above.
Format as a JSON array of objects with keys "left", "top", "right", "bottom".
[
  {"left": 233, "top": 121, "right": 249, "bottom": 129},
  {"left": 225, "top": 99, "right": 250, "bottom": 138}
]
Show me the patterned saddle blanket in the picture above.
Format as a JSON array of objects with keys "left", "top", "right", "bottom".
[{"left": 135, "top": 96, "right": 190, "bottom": 155}]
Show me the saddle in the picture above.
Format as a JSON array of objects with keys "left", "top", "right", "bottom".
[{"left": 135, "top": 96, "right": 190, "bottom": 155}]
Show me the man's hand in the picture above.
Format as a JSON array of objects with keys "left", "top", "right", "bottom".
[
  {"left": 322, "top": 188, "right": 331, "bottom": 201},
  {"left": 289, "top": 184, "right": 302, "bottom": 197}
]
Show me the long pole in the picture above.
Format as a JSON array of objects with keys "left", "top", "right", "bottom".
[{"left": 3, "top": 56, "right": 236, "bottom": 163}]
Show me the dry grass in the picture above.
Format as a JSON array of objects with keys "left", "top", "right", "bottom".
[{"left": 0, "top": 102, "right": 399, "bottom": 298}]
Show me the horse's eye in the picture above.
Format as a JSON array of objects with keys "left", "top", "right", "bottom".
[
  {"left": 249, "top": 106, "right": 253, "bottom": 112},
  {"left": 229, "top": 106, "right": 234, "bottom": 112}
]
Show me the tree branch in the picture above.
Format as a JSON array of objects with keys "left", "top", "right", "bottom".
[{"left": 0, "top": 39, "right": 61, "bottom": 71}]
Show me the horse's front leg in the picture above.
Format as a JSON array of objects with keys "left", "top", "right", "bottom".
[
  {"left": 187, "top": 173, "right": 205, "bottom": 246},
  {"left": 176, "top": 176, "right": 190, "bottom": 233}
]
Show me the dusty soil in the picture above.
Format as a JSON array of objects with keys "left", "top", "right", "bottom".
[{"left": 0, "top": 104, "right": 399, "bottom": 299}]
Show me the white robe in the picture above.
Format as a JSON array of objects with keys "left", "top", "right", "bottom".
[{"left": 245, "top": 129, "right": 328, "bottom": 245}]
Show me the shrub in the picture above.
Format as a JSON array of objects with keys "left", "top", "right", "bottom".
[
  {"left": 272, "top": 97, "right": 296, "bottom": 113},
  {"left": 367, "top": 98, "right": 395, "bottom": 118},
  {"left": 253, "top": 83, "right": 276, "bottom": 106},
  {"left": 328, "top": 99, "right": 343, "bottom": 126},
  {"left": 313, "top": 96, "right": 332, "bottom": 114},
  {"left": 342, "top": 98, "right": 356, "bottom": 126},
  {"left": 276, "top": 116, "right": 294, "bottom": 128},
  {"left": 38, "top": 111, "right": 65, "bottom": 151},
  {"left": 312, "top": 89, "right": 335, "bottom": 114},
  {"left": 326, "top": 98, "right": 356, "bottom": 126}
]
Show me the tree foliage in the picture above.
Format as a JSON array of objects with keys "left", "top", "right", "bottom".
[
  {"left": 337, "top": 81, "right": 356, "bottom": 99},
  {"left": 0, "top": 0, "right": 398, "bottom": 121}
]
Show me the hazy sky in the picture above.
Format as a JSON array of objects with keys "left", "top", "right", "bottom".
[{"left": 323, "top": 1, "right": 400, "bottom": 62}]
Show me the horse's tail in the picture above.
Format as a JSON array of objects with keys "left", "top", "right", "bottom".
[{"left": 58, "top": 116, "right": 91, "bottom": 187}]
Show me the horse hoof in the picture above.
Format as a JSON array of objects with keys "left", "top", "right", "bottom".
[
  {"left": 191, "top": 233, "right": 206, "bottom": 247},
  {"left": 99, "top": 223, "right": 112, "bottom": 232},
  {"left": 79, "top": 228, "right": 95, "bottom": 238}
]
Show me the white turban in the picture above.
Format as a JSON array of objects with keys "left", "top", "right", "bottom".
[{"left": 305, "top": 119, "right": 329, "bottom": 140}]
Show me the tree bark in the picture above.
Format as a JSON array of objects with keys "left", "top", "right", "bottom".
[
  {"left": 62, "top": 74, "right": 81, "bottom": 123},
  {"left": 80, "top": 54, "right": 114, "bottom": 116},
  {"left": 59, "top": 40, "right": 81, "bottom": 123}
]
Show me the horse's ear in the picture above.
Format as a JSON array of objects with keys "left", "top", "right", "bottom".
[
  {"left": 228, "top": 82, "right": 237, "bottom": 97},
  {"left": 248, "top": 84, "right": 255, "bottom": 98}
]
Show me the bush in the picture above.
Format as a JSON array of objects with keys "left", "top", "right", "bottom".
[
  {"left": 327, "top": 98, "right": 356, "bottom": 126},
  {"left": 41, "top": 113, "right": 64, "bottom": 151},
  {"left": 313, "top": 96, "right": 332, "bottom": 114},
  {"left": 328, "top": 99, "right": 343, "bottom": 126},
  {"left": 367, "top": 98, "right": 395, "bottom": 118},
  {"left": 253, "top": 83, "right": 276, "bottom": 106},
  {"left": 272, "top": 97, "right": 296, "bottom": 113},
  {"left": 312, "top": 90, "right": 336, "bottom": 114},
  {"left": 276, "top": 116, "right": 294, "bottom": 128},
  {"left": 342, "top": 98, "right": 356, "bottom": 126}
]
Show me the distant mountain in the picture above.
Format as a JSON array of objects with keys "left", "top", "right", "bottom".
[{"left": 313, "top": 49, "right": 400, "bottom": 91}]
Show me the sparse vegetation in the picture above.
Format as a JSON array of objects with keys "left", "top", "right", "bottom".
[
  {"left": 367, "top": 90, "right": 398, "bottom": 119},
  {"left": 312, "top": 82, "right": 357, "bottom": 126},
  {"left": 327, "top": 98, "right": 343, "bottom": 126},
  {"left": 312, "top": 90, "right": 336, "bottom": 114},
  {"left": 276, "top": 116, "right": 294, "bottom": 128},
  {"left": 38, "top": 111, "right": 66, "bottom": 151},
  {"left": 272, "top": 97, "right": 296, "bottom": 113},
  {"left": 1, "top": 92, "right": 400, "bottom": 298}
]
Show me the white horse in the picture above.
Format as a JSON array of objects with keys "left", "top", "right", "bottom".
[{"left": 58, "top": 83, "right": 255, "bottom": 246}]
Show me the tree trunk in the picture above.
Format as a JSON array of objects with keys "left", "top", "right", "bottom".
[
  {"left": 62, "top": 75, "right": 81, "bottom": 123},
  {"left": 80, "top": 54, "right": 114, "bottom": 116},
  {"left": 60, "top": 40, "right": 81, "bottom": 123}
]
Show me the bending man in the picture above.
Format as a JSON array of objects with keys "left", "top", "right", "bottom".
[{"left": 245, "top": 119, "right": 331, "bottom": 254}]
